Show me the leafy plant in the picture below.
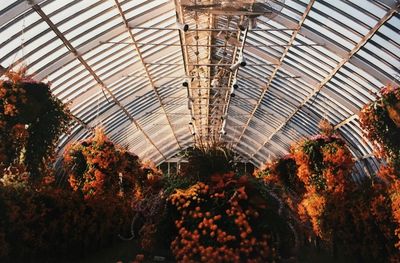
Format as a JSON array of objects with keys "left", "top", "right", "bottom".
[
  {"left": 180, "top": 145, "right": 235, "bottom": 181},
  {"left": 255, "top": 155, "right": 304, "bottom": 196},
  {"left": 359, "top": 84, "right": 400, "bottom": 170},
  {"left": 64, "top": 128, "right": 144, "bottom": 199}
]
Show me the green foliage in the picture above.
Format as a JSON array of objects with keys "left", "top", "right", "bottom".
[
  {"left": 301, "top": 137, "right": 328, "bottom": 190},
  {"left": 181, "top": 146, "right": 235, "bottom": 180},
  {"left": 162, "top": 173, "right": 195, "bottom": 197}
]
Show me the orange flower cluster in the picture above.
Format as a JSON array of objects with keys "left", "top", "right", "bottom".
[
  {"left": 255, "top": 155, "right": 304, "bottom": 197},
  {"left": 291, "top": 147, "right": 311, "bottom": 188},
  {"left": 371, "top": 165, "right": 400, "bottom": 259},
  {"left": 291, "top": 135, "right": 354, "bottom": 241},
  {"left": 0, "top": 77, "right": 29, "bottom": 166},
  {"left": 168, "top": 179, "right": 277, "bottom": 263},
  {"left": 392, "top": 186, "right": 400, "bottom": 250},
  {"left": 293, "top": 136, "right": 353, "bottom": 194},
  {"left": 356, "top": 85, "right": 400, "bottom": 260},
  {"left": 170, "top": 182, "right": 208, "bottom": 209},
  {"left": 359, "top": 84, "right": 400, "bottom": 169},
  {"left": 298, "top": 192, "right": 326, "bottom": 237}
]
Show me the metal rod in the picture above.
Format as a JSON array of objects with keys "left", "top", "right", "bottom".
[
  {"left": 220, "top": 26, "right": 249, "bottom": 140},
  {"left": 163, "top": 103, "right": 258, "bottom": 106},
  {"left": 145, "top": 112, "right": 252, "bottom": 116},
  {"left": 146, "top": 63, "right": 277, "bottom": 66},
  {"left": 101, "top": 41, "right": 322, "bottom": 48},
  {"left": 130, "top": 26, "right": 296, "bottom": 32},
  {"left": 158, "top": 87, "right": 225, "bottom": 90},
  {"left": 127, "top": 75, "right": 300, "bottom": 80},
  {"left": 138, "top": 95, "right": 258, "bottom": 100},
  {"left": 163, "top": 87, "right": 231, "bottom": 89},
  {"left": 188, "top": 125, "right": 247, "bottom": 127}
]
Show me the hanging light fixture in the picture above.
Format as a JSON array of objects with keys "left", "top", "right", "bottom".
[
  {"left": 232, "top": 78, "right": 239, "bottom": 89},
  {"left": 230, "top": 55, "right": 246, "bottom": 71},
  {"left": 230, "top": 84, "right": 236, "bottom": 97},
  {"left": 211, "top": 78, "right": 219, "bottom": 89},
  {"left": 248, "top": 17, "right": 257, "bottom": 30},
  {"left": 176, "top": 22, "right": 189, "bottom": 32},
  {"left": 238, "top": 21, "right": 247, "bottom": 31},
  {"left": 219, "top": 119, "right": 227, "bottom": 135}
]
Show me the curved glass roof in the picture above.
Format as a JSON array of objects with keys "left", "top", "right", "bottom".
[{"left": 1, "top": 0, "right": 399, "bottom": 175}]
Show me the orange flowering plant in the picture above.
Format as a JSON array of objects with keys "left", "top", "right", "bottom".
[
  {"left": 289, "top": 118, "right": 400, "bottom": 262},
  {"left": 0, "top": 126, "right": 142, "bottom": 261},
  {"left": 64, "top": 128, "right": 144, "bottom": 199},
  {"left": 358, "top": 84, "right": 400, "bottom": 261},
  {"left": 359, "top": 84, "right": 400, "bottom": 170},
  {"left": 161, "top": 146, "right": 304, "bottom": 262},
  {"left": 368, "top": 165, "right": 400, "bottom": 262},
  {"left": 127, "top": 146, "right": 305, "bottom": 262},
  {"left": 167, "top": 174, "right": 301, "bottom": 263},
  {"left": 291, "top": 124, "right": 355, "bottom": 244},
  {"left": 0, "top": 69, "right": 71, "bottom": 180},
  {"left": 255, "top": 133, "right": 359, "bottom": 258},
  {"left": 0, "top": 179, "right": 134, "bottom": 261},
  {"left": 292, "top": 133, "right": 353, "bottom": 194},
  {"left": 254, "top": 155, "right": 304, "bottom": 197}
]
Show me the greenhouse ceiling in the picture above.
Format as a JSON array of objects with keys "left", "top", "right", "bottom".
[{"left": 0, "top": 0, "right": 399, "bottom": 169}]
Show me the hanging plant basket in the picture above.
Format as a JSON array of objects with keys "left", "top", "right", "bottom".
[
  {"left": 0, "top": 69, "right": 71, "bottom": 179},
  {"left": 64, "top": 128, "right": 145, "bottom": 199},
  {"left": 359, "top": 84, "right": 400, "bottom": 168}
]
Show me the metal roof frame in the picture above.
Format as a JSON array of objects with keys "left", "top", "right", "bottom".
[{"left": 0, "top": 0, "right": 399, "bottom": 174}]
